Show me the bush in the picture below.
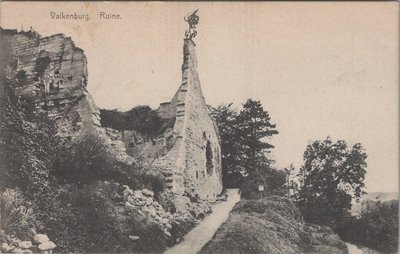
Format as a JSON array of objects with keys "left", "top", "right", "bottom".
[
  {"left": 0, "top": 81, "right": 59, "bottom": 195},
  {"left": 100, "top": 106, "right": 175, "bottom": 136},
  {"left": 52, "top": 134, "right": 140, "bottom": 186},
  {"left": 0, "top": 189, "right": 35, "bottom": 235},
  {"left": 336, "top": 200, "right": 398, "bottom": 253},
  {"left": 35, "top": 181, "right": 175, "bottom": 253},
  {"left": 140, "top": 172, "right": 165, "bottom": 194}
]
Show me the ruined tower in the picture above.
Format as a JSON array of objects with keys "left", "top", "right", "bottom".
[{"left": 127, "top": 11, "right": 223, "bottom": 199}]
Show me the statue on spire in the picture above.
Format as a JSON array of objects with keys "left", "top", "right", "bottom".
[{"left": 184, "top": 9, "right": 199, "bottom": 40}]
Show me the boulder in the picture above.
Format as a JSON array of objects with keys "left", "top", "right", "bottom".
[
  {"left": 145, "top": 197, "right": 153, "bottom": 206},
  {"left": 18, "top": 241, "right": 32, "bottom": 249},
  {"left": 38, "top": 241, "right": 56, "bottom": 251},
  {"left": 11, "top": 238, "right": 21, "bottom": 246},
  {"left": 143, "top": 205, "right": 157, "bottom": 217},
  {"left": 128, "top": 235, "right": 140, "bottom": 241},
  {"left": 122, "top": 185, "right": 133, "bottom": 197},
  {"left": 173, "top": 195, "right": 191, "bottom": 213},
  {"left": 142, "top": 189, "right": 154, "bottom": 197},
  {"left": 153, "top": 215, "right": 162, "bottom": 222},
  {"left": 1, "top": 243, "right": 14, "bottom": 252},
  {"left": 133, "top": 200, "right": 146, "bottom": 206},
  {"left": 163, "top": 230, "right": 171, "bottom": 238},
  {"left": 33, "top": 234, "right": 49, "bottom": 244},
  {"left": 161, "top": 212, "right": 169, "bottom": 218},
  {"left": 133, "top": 190, "right": 144, "bottom": 199},
  {"left": 125, "top": 201, "right": 136, "bottom": 211},
  {"left": 12, "top": 248, "right": 25, "bottom": 253}
]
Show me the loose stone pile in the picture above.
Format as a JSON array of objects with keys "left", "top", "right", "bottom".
[
  {"left": 1, "top": 233, "right": 56, "bottom": 254},
  {"left": 122, "top": 185, "right": 215, "bottom": 239},
  {"left": 123, "top": 186, "right": 174, "bottom": 237}
]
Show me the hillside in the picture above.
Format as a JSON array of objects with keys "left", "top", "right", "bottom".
[{"left": 200, "top": 196, "right": 348, "bottom": 254}]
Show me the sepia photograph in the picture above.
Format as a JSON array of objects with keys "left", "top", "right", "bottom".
[{"left": 0, "top": 2, "right": 398, "bottom": 254}]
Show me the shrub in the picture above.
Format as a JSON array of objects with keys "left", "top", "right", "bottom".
[
  {"left": 0, "top": 81, "right": 58, "bottom": 195},
  {"left": 140, "top": 172, "right": 165, "bottom": 194},
  {"left": 336, "top": 200, "right": 398, "bottom": 253},
  {"left": 100, "top": 106, "right": 175, "bottom": 137},
  {"left": 16, "top": 70, "right": 27, "bottom": 86},
  {"left": 52, "top": 134, "right": 136, "bottom": 185},
  {"left": 0, "top": 189, "right": 35, "bottom": 235}
]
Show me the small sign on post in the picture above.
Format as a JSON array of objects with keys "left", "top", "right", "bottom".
[{"left": 258, "top": 184, "right": 264, "bottom": 199}]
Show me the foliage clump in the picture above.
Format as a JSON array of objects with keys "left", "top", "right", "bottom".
[
  {"left": 209, "top": 99, "right": 283, "bottom": 197},
  {"left": 294, "top": 137, "right": 367, "bottom": 228},
  {"left": 0, "top": 189, "right": 35, "bottom": 236},
  {"left": 100, "top": 105, "right": 175, "bottom": 136},
  {"left": 0, "top": 80, "right": 173, "bottom": 252},
  {"left": 336, "top": 199, "right": 398, "bottom": 253}
]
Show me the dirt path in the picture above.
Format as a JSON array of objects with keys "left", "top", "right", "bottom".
[{"left": 164, "top": 189, "right": 240, "bottom": 254}]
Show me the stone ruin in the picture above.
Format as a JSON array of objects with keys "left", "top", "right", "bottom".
[
  {"left": 0, "top": 12, "right": 223, "bottom": 201},
  {"left": 1, "top": 28, "right": 133, "bottom": 164},
  {"left": 118, "top": 38, "right": 223, "bottom": 200}
]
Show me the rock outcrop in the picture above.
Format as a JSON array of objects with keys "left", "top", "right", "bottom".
[{"left": 0, "top": 28, "right": 134, "bottom": 164}]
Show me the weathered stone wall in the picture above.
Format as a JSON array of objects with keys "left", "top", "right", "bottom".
[
  {"left": 152, "top": 39, "right": 223, "bottom": 199},
  {"left": 157, "top": 87, "right": 181, "bottom": 119},
  {"left": 1, "top": 28, "right": 134, "bottom": 164},
  {"left": 121, "top": 129, "right": 175, "bottom": 163},
  {"left": 2, "top": 29, "right": 94, "bottom": 132}
]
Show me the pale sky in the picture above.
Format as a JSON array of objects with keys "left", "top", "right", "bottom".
[{"left": 1, "top": 2, "right": 398, "bottom": 193}]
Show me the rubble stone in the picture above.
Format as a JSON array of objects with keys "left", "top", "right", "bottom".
[
  {"left": 18, "top": 241, "right": 32, "bottom": 249},
  {"left": 38, "top": 241, "right": 56, "bottom": 251},
  {"left": 33, "top": 234, "right": 49, "bottom": 244},
  {"left": 128, "top": 235, "right": 140, "bottom": 241},
  {"left": 141, "top": 189, "right": 154, "bottom": 197}
]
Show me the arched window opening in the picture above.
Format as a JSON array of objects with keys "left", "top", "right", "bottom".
[{"left": 206, "top": 140, "right": 213, "bottom": 175}]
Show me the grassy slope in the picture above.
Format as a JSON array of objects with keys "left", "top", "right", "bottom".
[{"left": 200, "top": 196, "right": 348, "bottom": 254}]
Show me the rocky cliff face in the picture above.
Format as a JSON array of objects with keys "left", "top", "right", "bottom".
[{"left": 0, "top": 28, "right": 133, "bottom": 164}]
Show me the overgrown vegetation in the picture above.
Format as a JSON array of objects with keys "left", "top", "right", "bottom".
[
  {"left": 285, "top": 137, "right": 398, "bottom": 253},
  {"left": 200, "top": 196, "right": 347, "bottom": 254},
  {"left": 0, "top": 189, "right": 35, "bottom": 237},
  {"left": 0, "top": 79, "right": 177, "bottom": 252},
  {"left": 294, "top": 137, "right": 367, "bottom": 228},
  {"left": 100, "top": 106, "right": 175, "bottom": 136},
  {"left": 336, "top": 199, "right": 398, "bottom": 253}
]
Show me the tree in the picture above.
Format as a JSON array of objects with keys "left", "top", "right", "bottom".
[
  {"left": 209, "top": 104, "right": 242, "bottom": 187},
  {"left": 209, "top": 99, "right": 279, "bottom": 191},
  {"left": 236, "top": 99, "right": 278, "bottom": 177},
  {"left": 297, "top": 137, "right": 367, "bottom": 227}
]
